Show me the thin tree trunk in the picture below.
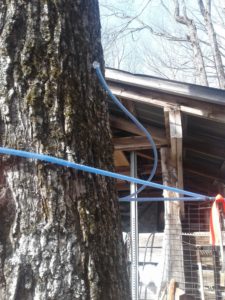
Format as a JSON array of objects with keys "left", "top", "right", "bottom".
[
  {"left": 0, "top": 1, "right": 130, "bottom": 299},
  {"left": 198, "top": 0, "right": 225, "bottom": 88},
  {"left": 174, "top": 0, "right": 209, "bottom": 86}
]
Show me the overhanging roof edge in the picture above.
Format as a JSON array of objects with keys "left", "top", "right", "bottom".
[{"left": 105, "top": 68, "right": 225, "bottom": 106}]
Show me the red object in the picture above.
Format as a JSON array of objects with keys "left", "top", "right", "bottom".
[{"left": 209, "top": 194, "right": 225, "bottom": 245}]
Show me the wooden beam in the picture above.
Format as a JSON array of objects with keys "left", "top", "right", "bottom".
[
  {"left": 111, "top": 122, "right": 225, "bottom": 159},
  {"left": 109, "top": 84, "right": 225, "bottom": 123},
  {"left": 114, "top": 150, "right": 129, "bottom": 167},
  {"left": 110, "top": 115, "right": 167, "bottom": 143},
  {"left": 136, "top": 151, "right": 155, "bottom": 161},
  {"left": 158, "top": 109, "right": 185, "bottom": 292},
  {"left": 184, "top": 177, "right": 217, "bottom": 195},
  {"left": 106, "top": 69, "right": 225, "bottom": 106},
  {"left": 116, "top": 164, "right": 156, "bottom": 175},
  {"left": 113, "top": 136, "right": 164, "bottom": 151},
  {"left": 115, "top": 160, "right": 224, "bottom": 183},
  {"left": 110, "top": 116, "right": 142, "bottom": 135},
  {"left": 121, "top": 98, "right": 137, "bottom": 115},
  {"left": 184, "top": 163, "right": 225, "bottom": 182},
  {"left": 184, "top": 139, "right": 225, "bottom": 159}
]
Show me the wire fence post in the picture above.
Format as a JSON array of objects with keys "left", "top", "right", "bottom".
[{"left": 130, "top": 152, "right": 139, "bottom": 300}]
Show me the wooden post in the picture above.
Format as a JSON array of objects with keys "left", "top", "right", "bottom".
[
  {"left": 160, "top": 147, "right": 185, "bottom": 293},
  {"left": 158, "top": 107, "right": 185, "bottom": 296},
  {"left": 168, "top": 279, "right": 176, "bottom": 300}
]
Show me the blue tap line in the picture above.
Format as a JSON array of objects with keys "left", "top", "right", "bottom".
[
  {"left": 92, "top": 63, "right": 214, "bottom": 203},
  {"left": 0, "top": 147, "right": 209, "bottom": 200},
  {"left": 120, "top": 197, "right": 214, "bottom": 202},
  {"left": 93, "top": 62, "right": 158, "bottom": 199}
]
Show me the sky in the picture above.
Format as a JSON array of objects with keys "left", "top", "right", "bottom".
[
  {"left": 99, "top": 0, "right": 190, "bottom": 75},
  {"left": 98, "top": 0, "right": 225, "bottom": 86}
]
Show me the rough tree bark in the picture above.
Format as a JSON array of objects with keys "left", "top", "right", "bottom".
[{"left": 0, "top": 1, "right": 130, "bottom": 299}]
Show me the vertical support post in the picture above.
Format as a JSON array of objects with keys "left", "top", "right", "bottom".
[
  {"left": 158, "top": 107, "right": 185, "bottom": 296},
  {"left": 130, "top": 152, "right": 139, "bottom": 300},
  {"left": 197, "top": 250, "right": 205, "bottom": 300}
]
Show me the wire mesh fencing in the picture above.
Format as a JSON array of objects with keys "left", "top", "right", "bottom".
[{"left": 125, "top": 200, "right": 225, "bottom": 300}]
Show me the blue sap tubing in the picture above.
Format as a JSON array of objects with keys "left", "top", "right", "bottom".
[
  {"left": 120, "top": 197, "right": 214, "bottom": 202},
  {"left": 0, "top": 147, "right": 208, "bottom": 200},
  {"left": 93, "top": 62, "right": 158, "bottom": 198},
  {"left": 92, "top": 64, "right": 214, "bottom": 203}
]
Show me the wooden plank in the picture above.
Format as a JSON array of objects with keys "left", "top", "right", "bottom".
[
  {"left": 168, "top": 109, "right": 183, "bottom": 190},
  {"left": 113, "top": 136, "right": 164, "bottom": 151},
  {"left": 168, "top": 279, "right": 176, "bottom": 300},
  {"left": 110, "top": 116, "right": 143, "bottom": 136},
  {"left": 121, "top": 98, "right": 137, "bottom": 115},
  {"left": 174, "top": 110, "right": 183, "bottom": 196},
  {"left": 105, "top": 68, "right": 225, "bottom": 107},
  {"left": 114, "top": 136, "right": 225, "bottom": 159},
  {"left": 165, "top": 108, "right": 184, "bottom": 212},
  {"left": 114, "top": 150, "right": 129, "bottom": 167},
  {"left": 113, "top": 136, "right": 225, "bottom": 160},
  {"left": 184, "top": 163, "right": 225, "bottom": 182},
  {"left": 160, "top": 147, "right": 185, "bottom": 290},
  {"left": 183, "top": 177, "right": 218, "bottom": 195},
  {"left": 136, "top": 151, "right": 154, "bottom": 161},
  {"left": 184, "top": 139, "right": 225, "bottom": 159},
  {"left": 168, "top": 109, "right": 182, "bottom": 139},
  {"left": 107, "top": 82, "right": 225, "bottom": 123},
  {"left": 110, "top": 115, "right": 167, "bottom": 143},
  {"left": 177, "top": 138, "right": 184, "bottom": 193}
]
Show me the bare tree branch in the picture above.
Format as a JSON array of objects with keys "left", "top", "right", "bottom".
[
  {"left": 198, "top": 0, "right": 225, "bottom": 88},
  {"left": 173, "top": 0, "right": 209, "bottom": 86}
]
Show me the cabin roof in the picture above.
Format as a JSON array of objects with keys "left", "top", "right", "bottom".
[{"left": 106, "top": 68, "right": 225, "bottom": 197}]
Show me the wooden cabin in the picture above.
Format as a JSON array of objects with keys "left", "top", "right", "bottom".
[{"left": 105, "top": 68, "right": 225, "bottom": 300}]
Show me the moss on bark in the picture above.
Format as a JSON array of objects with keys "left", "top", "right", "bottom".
[{"left": 0, "top": 1, "right": 130, "bottom": 299}]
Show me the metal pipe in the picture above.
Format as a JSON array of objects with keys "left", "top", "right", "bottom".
[
  {"left": 130, "top": 152, "right": 139, "bottom": 300},
  {"left": 197, "top": 250, "right": 205, "bottom": 300}
]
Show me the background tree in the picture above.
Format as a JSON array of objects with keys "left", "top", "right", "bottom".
[
  {"left": 100, "top": 0, "right": 225, "bottom": 87},
  {"left": 0, "top": 1, "right": 130, "bottom": 299}
]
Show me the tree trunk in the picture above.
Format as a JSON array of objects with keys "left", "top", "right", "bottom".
[
  {"left": 198, "top": 0, "right": 225, "bottom": 89},
  {"left": 174, "top": 0, "right": 209, "bottom": 86},
  {"left": 0, "top": 1, "right": 130, "bottom": 299}
]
